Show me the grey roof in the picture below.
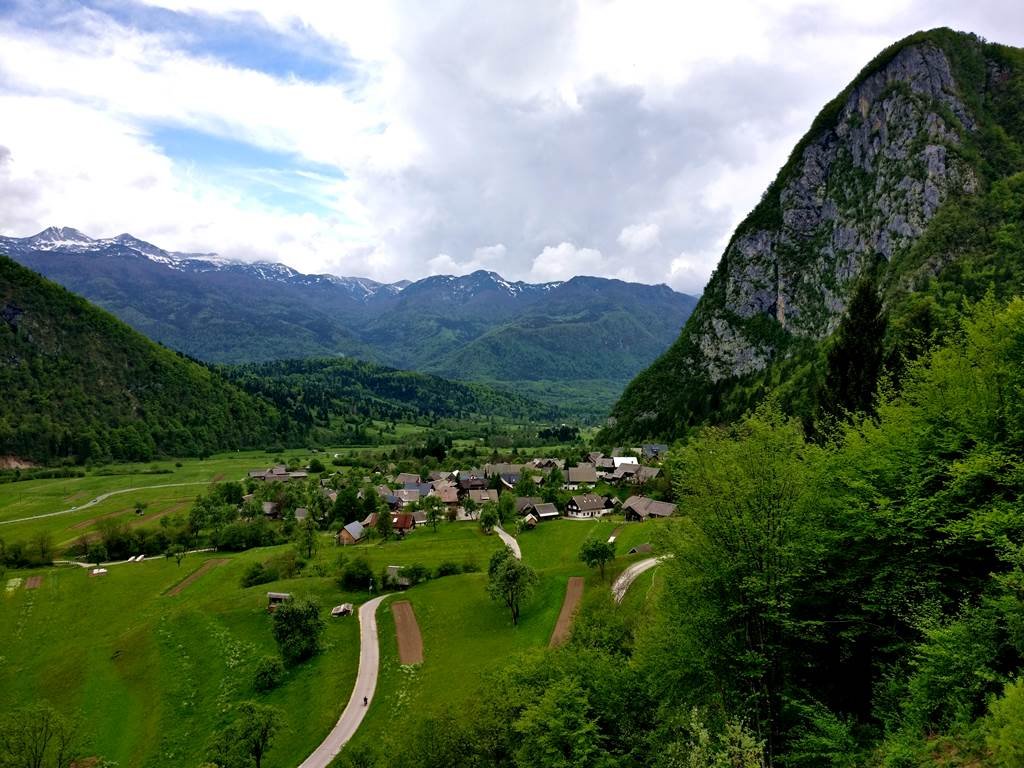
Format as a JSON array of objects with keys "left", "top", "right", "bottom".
[
  {"left": 342, "top": 521, "right": 365, "bottom": 540},
  {"left": 532, "top": 502, "right": 559, "bottom": 518},
  {"left": 570, "top": 494, "right": 607, "bottom": 512},
  {"left": 622, "top": 496, "right": 677, "bottom": 519},
  {"left": 567, "top": 464, "right": 598, "bottom": 484}
]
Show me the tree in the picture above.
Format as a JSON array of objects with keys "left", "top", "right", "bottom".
[
  {"left": 514, "top": 679, "right": 604, "bottom": 768},
  {"left": 339, "top": 558, "right": 374, "bottom": 591},
  {"left": 252, "top": 656, "right": 285, "bottom": 693},
  {"left": 206, "top": 701, "right": 283, "bottom": 768},
  {"left": 271, "top": 598, "right": 325, "bottom": 665},
  {"left": 579, "top": 539, "right": 615, "bottom": 581},
  {"left": 133, "top": 499, "right": 148, "bottom": 516},
  {"left": 169, "top": 544, "right": 186, "bottom": 567},
  {"left": 375, "top": 510, "right": 393, "bottom": 541},
  {"left": 479, "top": 505, "right": 499, "bottom": 534},
  {"left": 487, "top": 547, "right": 538, "bottom": 626},
  {"left": 497, "top": 491, "right": 516, "bottom": 523},
  {"left": 421, "top": 495, "right": 444, "bottom": 533},
  {"left": 86, "top": 541, "right": 108, "bottom": 566},
  {"left": 819, "top": 277, "right": 887, "bottom": 420},
  {"left": 0, "top": 701, "right": 84, "bottom": 768},
  {"left": 462, "top": 496, "right": 478, "bottom": 520},
  {"left": 308, "top": 457, "right": 325, "bottom": 473},
  {"left": 295, "top": 518, "right": 319, "bottom": 560}
]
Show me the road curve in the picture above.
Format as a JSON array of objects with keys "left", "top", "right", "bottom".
[
  {"left": 494, "top": 525, "right": 521, "bottom": 560},
  {"left": 611, "top": 557, "right": 667, "bottom": 604},
  {"left": 0, "top": 482, "right": 213, "bottom": 526},
  {"left": 298, "top": 594, "right": 391, "bottom": 768}
]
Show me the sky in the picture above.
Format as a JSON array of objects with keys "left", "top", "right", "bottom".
[{"left": 0, "top": 1, "right": 1022, "bottom": 293}]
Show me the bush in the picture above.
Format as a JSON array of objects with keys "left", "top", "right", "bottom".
[
  {"left": 271, "top": 598, "right": 325, "bottom": 665},
  {"left": 339, "top": 558, "right": 373, "bottom": 591},
  {"left": 240, "top": 562, "right": 275, "bottom": 588},
  {"left": 461, "top": 558, "right": 481, "bottom": 574},
  {"left": 405, "top": 562, "right": 431, "bottom": 586},
  {"left": 252, "top": 655, "right": 285, "bottom": 693},
  {"left": 308, "top": 458, "right": 325, "bottom": 473},
  {"left": 435, "top": 561, "right": 461, "bottom": 578}
]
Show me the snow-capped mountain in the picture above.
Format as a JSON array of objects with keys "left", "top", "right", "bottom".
[{"left": 0, "top": 227, "right": 697, "bottom": 411}]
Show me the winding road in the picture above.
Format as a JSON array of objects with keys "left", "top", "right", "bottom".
[
  {"left": 0, "top": 482, "right": 213, "bottom": 526},
  {"left": 494, "top": 525, "right": 522, "bottom": 559},
  {"left": 299, "top": 594, "right": 391, "bottom": 768},
  {"left": 611, "top": 556, "right": 667, "bottom": 603}
]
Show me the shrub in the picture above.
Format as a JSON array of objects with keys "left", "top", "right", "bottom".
[
  {"left": 405, "top": 562, "right": 431, "bottom": 586},
  {"left": 308, "top": 458, "right": 325, "bottom": 473},
  {"left": 252, "top": 655, "right": 285, "bottom": 693},
  {"left": 240, "top": 562, "right": 275, "bottom": 588},
  {"left": 339, "top": 558, "right": 373, "bottom": 591},
  {"left": 435, "top": 561, "right": 461, "bottom": 578},
  {"left": 461, "top": 558, "right": 481, "bottom": 574}
]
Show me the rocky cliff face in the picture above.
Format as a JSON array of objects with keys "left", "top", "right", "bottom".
[
  {"left": 610, "top": 28, "right": 1024, "bottom": 439},
  {"left": 697, "top": 41, "right": 979, "bottom": 381}
]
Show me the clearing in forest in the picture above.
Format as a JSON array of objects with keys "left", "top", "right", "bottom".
[
  {"left": 391, "top": 601, "right": 424, "bottom": 665},
  {"left": 549, "top": 576, "right": 585, "bottom": 647}
]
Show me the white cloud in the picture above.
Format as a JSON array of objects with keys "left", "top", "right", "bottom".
[
  {"left": 1, "top": 0, "right": 1023, "bottom": 293},
  {"left": 617, "top": 222, "right": 660, "bottom": 253}
]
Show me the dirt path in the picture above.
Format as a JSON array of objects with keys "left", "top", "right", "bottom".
[
  {"left": 391, "top": 600, "right": 424, "bottom": 664},
  {"left": 0, "top": 482, "right": 215, "bottom": 527},
  {"left": 494, "top": 525, "right": 521, "bottom": 560},
  {"left": 608, "top": 526, "right": 622, "bottom": 543},
  {"left": 71, "top": 507, "right": 132, "bottom": 530},
  {"left": 611, "top": 557, "right": 668, "bottom": 604},
  {"left": 165, "top": 558, "right": 228, "bottom": 596},
  {"left": 24, "top": 576, "right": 42, "bottom": 590},
  {"left": 549, "top": 577, "right": 585, "bottom": 647},
  {"left": 298, "top": 595, "right": 390, "bottom": 768}
]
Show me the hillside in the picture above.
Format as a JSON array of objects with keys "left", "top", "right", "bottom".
[
  {"left": 219, "top": 357, "right": 557, "bottom": 430},
  {"left": 0, "top": 255, "right": 299, "bottom": 463},
  {"left": 610, "top": 28, "right": 1024, "bottom": 439},
  {"left": 0, "top": 232, "right": 696, "bottom": 413}
]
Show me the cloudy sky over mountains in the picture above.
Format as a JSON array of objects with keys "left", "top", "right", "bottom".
[{"left": 0, "top": 1, "right": 1022, "bottom": 292}]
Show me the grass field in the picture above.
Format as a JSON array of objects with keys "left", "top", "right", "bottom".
[{"left": 1, "top": 449, "right": 673, "bottom": 767}]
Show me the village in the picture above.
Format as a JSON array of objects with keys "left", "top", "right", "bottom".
[{"left": 244, "top": 443, "right": 677, "bottom": 550}]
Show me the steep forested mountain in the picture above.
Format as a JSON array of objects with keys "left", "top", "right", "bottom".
[
  {"left": 0, "top": 230, "right": 696, "bottom": 412},
  {"left": 610, "top": 28, "right": 1024, "bottom": 439},
  {"left": 0, "top": 255, "right": 298, "bottom": 463}
]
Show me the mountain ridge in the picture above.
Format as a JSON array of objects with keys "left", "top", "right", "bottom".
[{"left": 609, "top": 27, "right": 1024, "bottom": 439}]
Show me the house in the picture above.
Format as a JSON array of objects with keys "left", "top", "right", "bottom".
[
  {"left": 595, "top": 457, "right": 616, "bottom": 472},
  {"left": 629, "top": 543, "right": 654, "bottom": 554},
  {"left": 261, "top": 501, "right": 281, "bottom": 519},
  {"left": 587, "top": 451, "right": 604, "bottom": 464},
  {"left": 396, "top": 472, "right": 422, "bottom": 485},
  {"left": 468, "top": 489, "right": 498, "bottom": 505},
  {"left": 530, "top": 458, "right": 565, "bottom": 470},
  {"left": 522, "top": 513, "right": 539, "bottom": 528},
  {"left": 362, "top": 512, "right": 378, "bottom": 528},
  {"left": 458, "top": 469, "right": 487, "bottom": 492},
  {"left": 515, "top": 496, "right": 543, "bottom": 514},
  {"left": 412, "top": 509, "right": 428, "bottom": 527},
  {"left": 403, "top": 481, "right": 433, "bottom": 496},
  {"left": 612, "top": 456, "right": 639, "bottom": 468},
  {"left": 499, "top": 473, "right": 521, "bottom": 490},
  {"left": 391, "top": 513, "right": 416, "bottom": 536},
  {"left": 267, "top": 592, "right": 292, "bottom": 612},
  {"left": 294, "top": 507, "right": 310, "bottom": 522},
  {"left": 635, "top": 466, "right": 662, "bottom": 484},
  {"left": 621, "top": 496, "right": 677, "bottom": 521},
  {"left": 395, "top": 489, "right": 421, "bottom": 507},
  {"left": 523, "top": 501, "right": 559, "bottom": 521},
  {"left": 431, "top": 485, "right": 460, "bottom": 508},
  {"left": 565, "top": 464, "right": 598, "bottom": 490},
  {"left": 338, "top": 521, "right": 365, "bottom": 545},
  {"left": 611, "top": 463, "right": 640, "bottom": 482},
  {"left": 566, "top": 494, "right": 611, "bottom": 518},
  {"left": 642, "top": 444, "right": 670, "bottom": 460},
  {"left": 429, "top": 470, "right": 456, "bottom": 482}
]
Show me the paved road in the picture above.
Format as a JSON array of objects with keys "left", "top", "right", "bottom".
[
  {"left": 494, "top": 525, "right": 521, "bottom": 560},
  {"left": 611, "top": 557, "right": 667, "bottom": 603},
  {"left": 298, "top": 594, "right": 391, "bottom": 768},
  {"left": 0, "top": 482, "right": 213, "bottom": 526}
]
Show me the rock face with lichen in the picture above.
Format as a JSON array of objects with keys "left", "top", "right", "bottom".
[{"left": 611, "top": 28, "right": 1024, "bottom": 439}]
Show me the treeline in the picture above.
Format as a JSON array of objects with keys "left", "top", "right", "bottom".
[
  {"left": 219, "top": 357, "right": 557, "bottom": 428},
  {"left": 0, "top": 256, "right": 305, "bottom": 464},
  {"left": 361, "top": 296, "right": 1024, "bottom": 767}
]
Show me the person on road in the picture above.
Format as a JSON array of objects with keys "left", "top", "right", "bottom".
[{"left": 363, "top": 696, "right": 368, "bottom": 707}]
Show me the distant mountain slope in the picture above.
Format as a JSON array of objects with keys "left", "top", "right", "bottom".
[
  {"left": 0, "top": 255, "right": 297, "bottom": 463},
  {"left": 220, "top": 358, "right": 556, "bottom": 429},
  {"left": 609, "top": 28, "right": 1024, "bottom": 439},
  {"left": 0, "top": 230, "right": 697, "bottom": 414}
]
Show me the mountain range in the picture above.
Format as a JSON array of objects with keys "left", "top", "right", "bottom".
[
  {"left": 610, "top": 27, "right": 1024, "bottom": 439},
  {"left": 0, "top": 227, "right": 697, "bottom": 416}
]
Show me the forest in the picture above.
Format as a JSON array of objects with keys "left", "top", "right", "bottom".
[{"left": 369, "top": 295, "right": 1024, "bottom": 767}]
